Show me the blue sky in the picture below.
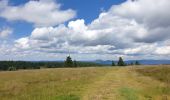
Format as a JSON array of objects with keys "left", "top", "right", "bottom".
[
  {"left": 0, "top": 0, "right": 170, "bottom": 61},
  {"left": 0, "top": 0, "right": 126, "bottom": 39},
  {"left": 58, "top": 0, "right": 126, "bottom": 23}
]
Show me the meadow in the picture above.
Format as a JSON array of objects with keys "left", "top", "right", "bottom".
[{"left": 0, "top": 65, "right": 169, "bottom": 100}]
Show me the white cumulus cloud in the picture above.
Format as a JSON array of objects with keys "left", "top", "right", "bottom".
[
  {"left": 0, "top": 0, "right": 76, "bottom": 27},
  {"left": 0, "top": 28, "right": 13, "bottom": 39},
  {"left": 2, "top": 0, "right": 170, "bottom": 60}
]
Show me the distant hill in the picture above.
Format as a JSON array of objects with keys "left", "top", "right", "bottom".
[{"left": 94, "top": 60, "right": 170, "bottom": 65}]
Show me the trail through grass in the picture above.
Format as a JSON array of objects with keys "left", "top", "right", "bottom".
[{"left": 0, "top": 65, "right": 169, "bottom": 100}]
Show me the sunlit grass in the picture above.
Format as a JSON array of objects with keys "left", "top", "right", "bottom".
[
  {"left": 135, "top": 66, "right": 170, "bottom": 84},
  {"left": 0, "top": 65, "right": 170, "bottom": 100},
  {"left": 119, "top": 87, "right": 139, "bottom": 100},
  {"left": 0, "top": 68, "right": 110, "bottom": 100},
  {"left": 135, "top": 66, "right": 170, "bottom": 99}
]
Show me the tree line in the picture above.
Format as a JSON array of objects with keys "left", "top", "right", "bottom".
[
  {"left": 0, "top": 59, "right": 102, "bottom": 71},
  {"left": 64, "top": 56, "right": 140, "bottom": 67},
  {"left": 111, "top": 57, "right": 140, "bottom": 66},
  {"left": 0, "top": 56, "right": 140, "bottom": 71}
]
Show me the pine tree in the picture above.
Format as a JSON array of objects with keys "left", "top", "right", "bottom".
[
  {"left": 117, "top": 57, "right": 125, "bottom": 66},
  {"left": 112, "top": 61, "right": 116, "bottom": 66},
  {"left": 64, "top": 56, "right": 73, "bottom": 67},
  {"left": 135, "top": 61, "right": 140, "bottom": 65},
  {"left": 73, "top": 60, "right": 78, "bottom": 67}
]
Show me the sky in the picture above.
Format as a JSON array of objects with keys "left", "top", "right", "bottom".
[{"left": 0, "top": 0, "right": 170, "bottom": 61}]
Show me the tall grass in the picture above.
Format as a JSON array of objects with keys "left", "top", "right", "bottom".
[
  {"left": 135, "top": 66, "right": 170, "bottom": 84},
  {"left": 0, "top": 68, "right": 109, "bottom": 100},
  {"left": 0, "top": 66, "right": 170, "bottom": 100},
  {"left": 135, "top": 66, "right": 170, "bottom": 99}
]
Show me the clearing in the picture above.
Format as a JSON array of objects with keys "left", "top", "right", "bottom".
[{"left": 0, "top": 65, "right": 169, "bottom": 100}]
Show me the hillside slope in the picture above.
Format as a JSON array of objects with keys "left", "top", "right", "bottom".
[{"left": 0, "top": 66, "right": 169, "bottom": 100}]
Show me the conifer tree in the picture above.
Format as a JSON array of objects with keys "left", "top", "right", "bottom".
[
  {"left": 135, "top": 61, "right": 140, "bottom": 65},
  {"left": 117, "top": 57, "right": 125, "bottom": 66},
  {"left": 64, "top": 56, "right": 73, "bottom": 67}
]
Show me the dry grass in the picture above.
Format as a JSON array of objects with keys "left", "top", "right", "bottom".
[
  {"left": 135, "top": 65, "right": 170, "bottom": 84},
  {"left": 135, "top": 65, "right": 170, "bottom": 100},
  {"left": 0, "top": 65, "right": 170, "bottom": 100},
  {"left": 0, "top": 67, "right": 110, "bottom": 100}
]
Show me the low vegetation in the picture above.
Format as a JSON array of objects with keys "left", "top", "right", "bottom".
[
  {"left": 135, "top": 66, "right": 170, "bottom": 99},
  {"left": 0, "top": 67, "right": 109, "bottom": 100},
  {"left": 0, "top": 65, "right": 169, "bottom": 100},
  {"left": 135, "top": 66, "right": 170, "bottom": 84}
]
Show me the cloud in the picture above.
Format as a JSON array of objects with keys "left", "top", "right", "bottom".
[
  {"left": 110, "top": 0, "right": 170, "bottom": 43},
  {"left": 0, "top": 0, "right": 76, "bottom": 27},
  {"left": 2, "top": 0, "right": 170, "bottom": 60},
  {"left": 111, "top": 0, "right": 170, "bottom": 28},
  {"left": 155, "top": 46, "right": 170, "bottom": 55},
  {"left": 0, "top": 27, "right": 13, "bottom": 39},
  {"left": 15, "top": 37, "right": 30, "bottom": 49}
]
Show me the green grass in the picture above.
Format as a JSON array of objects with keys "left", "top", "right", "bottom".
[
  {"left": 0, "top": 65, "right": 170, "bottom": 100},
  {"left": 119, "top": 87, "right": 139, "bottom": 100}
]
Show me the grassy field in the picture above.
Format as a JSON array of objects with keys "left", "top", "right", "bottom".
[{"left": 0, "top": 65, "right": 169, "bottom": 100}]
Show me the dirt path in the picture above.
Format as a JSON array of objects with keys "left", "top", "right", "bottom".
[{"left": 82, "top": 67, "right": 169, "bottom": 100}]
